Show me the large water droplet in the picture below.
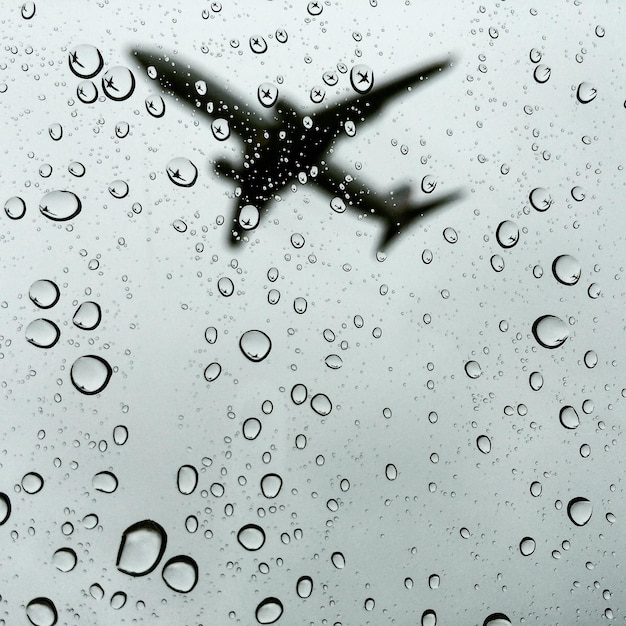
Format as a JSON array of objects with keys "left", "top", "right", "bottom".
[
  {"left": 350, "top": 64, "right": 374, "bottom": 94},
  {"left": 260, "top": 473, "right": 282, "bottom": 498},
  {"left": 29, "top": 280, "right": 60, "bottom": 309},
  {"left": 21, "top": 2, "right": 36, "bottom": 20},
  {"left": 39, "top": 190, "right": 81, "bottom": 221},
  {"left": 529, "top": 187, "right": 552, "bottom": 211},
  {"left": 166, "top": 157, "right": 198, "bottom": 187},
  {"left": 237, "top": 523, "right": 266, "bottom": 551},
  {"left": 568, "top": 497, "right": 592, "bottom": 526},
  {"left": 552, "top": 255, "right": 581, "bottom": 285},
  {"left": 258, "top": 82, "right": 278, "bottom": 107},
  {"left": 310, "top": 393, "right": 332, "bottom": 416},
  {"left": 243, "top": 417, "right": 262, "bottom": 440},
  {"left": 25, "top": 319, "right": 60, "bottom": 349},
  {"left": 73, "top": 301, "right": 101, "bottom": 330},
  {"left": 483, "top": 615, "right": 511, "bottom": 626},
  {"left": 255, "top": 597, "right": 284, "bottom": 624},
  {"left": 161, "top": 555, "right": 199, "bottom": 593},
  {"left": 533, "top": 64, "right": 551, "bottom": 83},
  {"left": 296, "top": 575, "right": 313, "bottom": 598},
  {"left": 177, "top": 465, "right": 198, "bottom": 495},
  {"left": 464, "top": 360, "right": 482, "bottom": 379},
  {"left": 116, "top": 520, "right": 167, "bottom": 576},
  {"left": 240, "top": 330, "right": 272, "bottom": 362},
  {"left": 110, "top": 591, "right": 127, "bottom": 609},
  {"left": 102, "top": 66, "right": 135, "bottom": 101},
  {"left": 77, "top": 80, "right": 98, "bottom": 103},
  {"left": 519, "top": 537, "right": 536, "bottom": 556},
  {"left": 211, "top": 118, "right": 230, "bottom": 141},
  {"left": 576, "top": 82, "right": 597, "bottom": 103},
  {"left": 22, "top": 471, "right": 44, "bottom": 493},
  {"left": 476, "top": 435, "right": 491, "bottom": 454},
  {"left": 331, "top": 551, "right": 345, "bottom": 569},
  {"left": 422, "top": 610, "right": 437, "bottom": 626},
  {"left": 145, "top": 95, "right": 165, "bottom": 117},
  {"left": 70, "top": 355, "right": 112, "bottom": 394},
  {"left": 217, "top": 276, "right": 234, "bottom": 297},
  {"left": 324, "top": 354, "right": 343, "bottom": 369},
  {"left": 0, "top": 493, "right": 11, "bottom": 525},
  {"left": 93, "top": 470, "right": 118, "bottom": 493},
  {"left": 291, "top": 383, "right": 307, "bottom": 405},
  {"left": 559, "top": 405, "right": 579, "bottom": 429},
  {"left": 204, "top": 362, "right": 222, "bottom": 382},
  {"left": 495, "top": 220, "right": 519, "bottom": 248},
  {"left": 532, "top": 315, "right": 569, "bottom": 349},
  {"left": 26, "top": 597, "right": 57, "bottom": 626},
  {"left": 68, "top": 44, "right": 103, "bottom": 79},
  {"left": 239, "top": 204, "right": 260, "bottom": 230},
  {"left": 52, "top": 547, "right": 77, "bottom": 572}
]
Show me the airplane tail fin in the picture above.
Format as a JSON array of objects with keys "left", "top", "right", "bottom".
[{"left": 376, "top": 190, "right": 462, "bottom": 251}]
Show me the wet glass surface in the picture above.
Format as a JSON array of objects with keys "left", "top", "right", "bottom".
[{"left": 1, "top": 2, "right": 625, "bottom": 624}]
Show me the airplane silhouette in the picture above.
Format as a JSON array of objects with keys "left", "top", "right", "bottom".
[{"left": 132, "top": 48, "right": 461, "bottom": 250}]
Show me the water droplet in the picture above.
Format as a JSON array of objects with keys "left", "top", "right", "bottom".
[
  {"left": 21, "top": 471, "right": 43, "bottom": 494},
  {"left": 483, "top": 614, "right": 511, "bottom": 626},
  {"left": 144, "top": 94, "right": 165, "bottom": 117},
  {"left": 93, "top": 470, "right": 118, "bottom": 493},
  {"left": 108, "top": 180, "right": 129, "bottom": 199},
  {"left": 217, "top": 276, "right": 234, "bottom": 297},
  {"left": 530, "top": 481, "right": 542, "bottom": 497},
  {"left": 249, "top": 35, "right": 268, "bottom": 54},
  {"left": 177, "top": 465, "right": 198, "bottom": 495},
  {"left": 240, "top": 330, "right": 272, "bottom": 362},
  {"left": 211, "top": 118, "right": 230, "bottom": 141},
  {"left": 443, "top": 227, "right": 458, "bottom": 244},
  {"left": 29, "top": 279, "right": 60, "bottom": 309},
  {"left": 26, "top": 597, "right": 57, "bottom": 626},
  {"left": 73, "top": 301, "right": 101, "bottom": 330},
  {"left": 116, "top": 520, "right": 167, "bottom": 576},
  {"left": 529, "top": 371, "right": 544, "bottom": 391},
  {"left": 70, "top": 355, "right": 112, "bottom": 394},
  {"left": 89, "top": 583, "right": 104, "bottom": 600},
  {"left": 161, "top": 555, "right": 199, "bottom": 593},
  {"left": 296, "top": 575, "right": 313, "bottom": 598},
  {"left": 350, "top": 64, "right": 373, "bottom": 94},
  {"left": 464, "top": 360, "right": 482, "bottom": 379},
  {"left": 529, "top": 187, "right": 552, "bottom": 211},
  {"left": 421, "top": 175, "right": 437, "bottom": 193},
  {"left": 4, "top": 196, "right": 26, "bottom": 220},
  {"left": 331, "top": 551, "right": 345, "bottom": 569},
  {"left": 567, "top": 497, "right": 592, "bottom": 526},
  {"left": 495, "top": 220, "right": 519, "bottom": 248},
  {"left": 52, "top": 547, "right": 77, "bottom": 572},
  {"left": 110, "top": 591, "right": 127, "bottom": 609},
  {"left": 185, "top": 515, "right": 199, "bottom": 533},
  {"left": 552, "top": 255, "right": 581, "bottom": 285},
  {"left": 559, "top": 405, "right": 580, "bottom": 430},
  {"left": 476, "top": 435, "right": 491, "bottom": 454},
  {"left": 583, "top": 350, "right": 598, "bottom": 368},
  {"left": 0, "top": 493, "right": 11, "bottom": 525},
  {"left": 330, "top": 197, "right": 346, "bottom": 213},
  {"left": 519, "top": 537, "right": 536, "bottom": 556},
  {"left": 68, "top": 44, "right": 103, "bottom": 79},
  {"left": 68, "top": 161, "right": 86, "bottom": 177},
  {"left": 267, "top": 289, "right": 280, "bottom": 304},
  {"left": 324, "top": 354, "right": 343, "bottom": 369},
  {"left": 290, "top": 383, "right": 307, "bottom": 405},
  {"left": 260, "top": 473, "right": 283, "bottom": 498},
  {"left": 39, "top": 190, "right": 81, "bottom": 221},
  {"left": 532, "top": 315, "right": 569, "bottom": 349},
  {"left": 310, "top": 85, "right": 325, "bottom": 103},
  {"left": 422, "top": 610, "right": 437, "bottom": 626},
  {"left": 21, "top": 2, "right": 36, "bottom": 20},
  {"left": 258, "top": 82, "right": 278, "bottom": 107},
  {"left": 115, "top": 121, "right": 130, "bottom": 138},
  {"left": 77, "top": 80, "right": 98, "bottom": 103},
  {"left": 48, "top": 123, "right": 62, "bottom": 141},
  {"left": 385, "top": 464, "right": 397, "bottom": 480},
  {"left": 533, "top": 64, "right": 551, "bottom": 83},
  {"left": 243, "top": 417, "right": 262, "bottom": 440},
  {"left": 237, "top": 523, "right": 266, "bottom": 551},
  {"left": 307, "top": 1, "right": 322, "bottom": 15},
  {"left": 255, "top": 597, "right": 284, "bottom": 624},
  {"left": 204, "top": 327, "right": 218, "bottom": 344},
  {"left": 238, "top": 204, "right": 260, "bottom": 230},
  {"left": 166, "top": 157, "right": 198, "bottom": 187},
  {"left": 113, "top": 425, "right": 128, "bottom": 445},
  {"left": 293, "top": 297, "right": 308, "bottom": 314},
  {"left": 203, "top": 362, "right": 222, "bottom": 382},
  {"left": 102, "top": 66, "right": 135, "bottom": 101},
  {"left": 310, "top": 393, "right": 332, "bottom": 416},
  {"left": 25, "top": 319, "right": 60, "bottom": 349},
  {"left": 576, "top": 82, "right": 597, "bottom": 104},
  {"left": 529, "top": 48, "right": 542, "bottom": 63}
]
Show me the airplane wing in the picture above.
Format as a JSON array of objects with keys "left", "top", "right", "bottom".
[
  {"left": 311, "top": 164, "right": 461, "bottom": 250},
  {"left": 313, "top": 57, "right": 453, "bottom": 133},
  {"left": 131, "top": 48, "right": 278, "bottom": 139}
]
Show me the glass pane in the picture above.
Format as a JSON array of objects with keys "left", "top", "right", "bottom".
[{"left": 1, "top": 2, "right": 624, "bottom": 624}]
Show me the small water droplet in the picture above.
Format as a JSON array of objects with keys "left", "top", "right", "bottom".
[
  {"left": 324, "top": 354, "right": 343, "bottom": 369},
  {"left": 243, "top": 417, "right": 262, "bottom": 440},
  {"left": 52, "top": 547, "right": 77, "bottom": 572},
  {"left": 70, "top": 355, "right": 112, "bottom": 394},
  {"left": 529, "top": 371, "right": 544, "bottom": 391},
  {"left": 483, "top": 614, "right": 511, "bottom": 626},
  {"left": 385, "top": 464, "right": 397, "bottom": 480},
  {"left": 476, "top": 435, "right": 491, "bottom": 454},
  {"left": 464, "top": 360, "right": 482, "bottom": 379},
  {"left": 203, "top": 362, "right": 222, "bottom": 382},
  {"left": 533, "top": 64, "right": 551, "bottom": 83},
  {"left": 529, "top": 187, "right": 552, "bottom": 211},
  {"left": 296, "top": 575, "right": 313, "bottom": 598},
  {"left": 331, "top": 551, "right": 345, "bottom": 569},
  {"left": 166, "top": 157, "right": 198, "bottom": 187},
  {"left": 161, "top": 555, "right": 199, "bottom": 593},
  {"left": 217, "top": 276, "right": 234, "bottom": 297},
  {"left": 48, "top": 123, "right": 62, "bottom": 141},
  {"left": 422, "top": 610, "right": 437, "bottom": 626}
]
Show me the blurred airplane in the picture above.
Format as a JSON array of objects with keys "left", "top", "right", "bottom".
[{"left": 132, "top": 48, "right": 460, "bottom": 250}]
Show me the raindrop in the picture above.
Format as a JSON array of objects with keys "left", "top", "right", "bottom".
[
  {"left": 240, "top": 330, "right": 272, "bottom": 362},
  {"left": 70, "top": 355, "right": 112, "bottom": 394},
  {"left": 324, "top": 354, "right": 343, "bottom": 369},
  {"left": 421, "top": 175, "right": 437, "bottom": 193},
  {"left": 495, "top": 220, "right": 519, "bottom": 248},
  {"left": 519, "top": 537, "right": 536, "bottom": 556},
  {"left": 576, "top": 82, "right": 597, "bottom": 104},
  {"left": 113, "top": 425, "right": 128, "bottom": 445},
  {"left": 89, "top": 583, "right": 104, "bottom": 600},
  {"left": 108, "top": 180, "right": 129, "bottom": 199},
  {"left": 529, "top": 48, "right": 542, "bottom": 63},
  {"left": 364, "top": 598, "right": 375, "bottom": 611},
  {"left": 211, "top": 118, "right": 230, "bottom": 141},
  {"left": 116, "top": 520, "right": 167, "bottom": 576},
  {"left": 243, "top": 418, "right": 262, "bottom": 440},
  {"left": 567, "top": 497, "right": 592, "bottom": 526},
  {"left": 161, "top": 555, "right": 199, "bottom": 593},
  {"left": 21, "top": 2, "right": 36, "bottom": 19},
  {"left": 260, "top": 473, "right": 283, "bottom": 498},
  {"left": 4, "top": 196, "right": 26, "bottom": 220},
  {"left": 296, "top": 575, "right": 313, "bottom": 598},
  {"left": 268, "top": 289, "right": 280, "bottom": 304},
  {"left": 532, "top": 315, "right": 569, "bottom": 349},
  {"left": 331, "top": 551, "right": 345, "bottom": 569},
  {"left": 185, "top": 515, "right": 199, "bottom": 533},
  {"left": 291, "top": 383, "right": 307, "bottom": 404},
  {"left": 530, "top": 481, "right": 542, "bottom": 497},
  {"left": 249, "top": 35, "right": 268, "bottom": 54},
  {"left": 177, "top": 465, "right": 198, "bottom": 495},
  {"left": 529, "top": 187, "right": 552, "bottom": 211},
  {"left": 476, "top": 435, "right": 491, "bottom": 454},
  {"left": 68, "top": 44, "right": 103, "bottom": 79},
  {"left": 483, "top": 614, "right": 511, "bottom": 626},
  {"left": 255, "top": 597, "right": 284, "bottom": 624},
  {"left": 350, "top": 64, "right": 374, "bottom": 94},
  {"left": 39, "top": 190, "right": 81, "bottom": 221},
  {"left": 428, "top": 574, "right": 440, "bottom": 589},
  {"left": 110, "top": 592, "right": 127, "bottom": 609},
  {"left": 571, "top": 186, "right": 585, "bottom": 201},
  {"left": 237, "top": 524, "right": 266, "bottom": 551},
  {"left": 76, "top": 80, "right": 98, "bottom": 103},
  {"left": 307, "top": 1, "right": 322, "bottom": 15},
  {"left": 93, "top": 471, "right": 118, "bottom": 493},
  {"left": 422, "top": 610, "right": 437, "bottom": 626},
  {"left": 115, "top": 121, "right": 130, "bottom": 138},
  {"left": 166, "top": 157, "right": 198, "bottom": 187},
  {"left": 239, "top": 204, "right": 260, "bottom": 230},
  {"left": 48, "top": 123, "right": 62, "bottom": 141},
  {"left": 205, "top": 327, "right": 218, "bottom": 344},
  {"left": 443, "top": 227, "right": 458, "bottom": 244},
  {"left": 0, "top": 493, "right": 11, "bottom": 525},
  {"left": 73, "top": 301, "right": 101, "bottom": 330},
  {"left": 385, "top": 464, "right": 397, "bottom": 480},
  {"left": 29, "top": 280, "right": 60, "bottom": 309},
  {"left": 68, "top": 161, "right": 86, "bottom": 177},
  {"left": 217, "top": 276, "right": 234, "bottom": 297},
  {"left": 330, "top": 197, "right": 346, "bottom": 213},
  {"left": 293, "top": 297, "right": 308, "bottom": 313},
  {"left": 26, "top": 598, "right": 57, "bottom": 626},
  {"left": 310, "top": 85, "right": 325, "bottom": 103},
  {"left": 25, "top": 319, "right": 60, "bottom": 349},
  {"left": 310, "top": 393, "right": 332, "bottom": 416},
  {"left": 52, "top": 547, "right": 77, "bottom": 572},
  {"left": 583, "top": 350, "right": 598, "bottom": 368},
  {"left": 102, "top": 66, "right": 135, "bottom": 101},
  {"left": 258, "top": 83, "right": 278, "bottom": 108},
  {"left": 529, "top": 371, "right": 544, "bottom": 391},
  {"left": 464, "top": 360, "right": 482, "bottom": 379},
  {"left": 552, "top": 255, "right": 581, "bottom": 285},
  {"left": 21, "top": 472, "right": 43, "bottom": 494},
  {"left": 533, "top": 64, "right": 551, "bottom": 83},
  {"left": 204, "top": 362, "right": 222, "bottom": 382}
]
